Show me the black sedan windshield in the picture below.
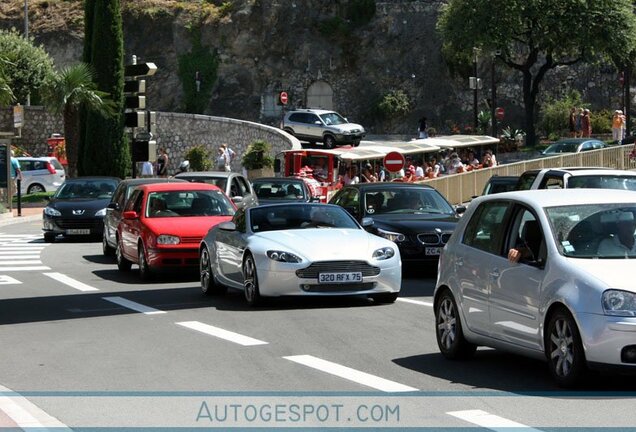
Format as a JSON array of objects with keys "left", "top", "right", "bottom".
[
  {"left": 250, "top": 205, "right": 358, "bottom": 232},
  {"left": 55, "top": 179, "right": 118, "bottom": 199},
  {"left": 364, "top": 189, "right": 455, "bottom": 215}
]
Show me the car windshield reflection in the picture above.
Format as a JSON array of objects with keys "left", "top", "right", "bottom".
[
  {"left": 55, "top": 180, "right": 118, "bottom": 199},
  {"left": 363, "top": 189, "right": 455, "bottom": 215},
  {"left": 547, "top": 204, "right": 636, "bottom": 258},
  {"left": 146, "top": 190, "right": 235, "bottom": 218},
  {"left": 250, "top": 204, "right": 359, "bottom": 232}
]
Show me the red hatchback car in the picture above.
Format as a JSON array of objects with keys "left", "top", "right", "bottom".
[{"left": 116, "top": 182, "right": 235, "bottom": 279}]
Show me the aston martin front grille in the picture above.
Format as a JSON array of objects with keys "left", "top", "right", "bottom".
[{"left": 295, "top": 261, "right": 380, "bottom": 279}]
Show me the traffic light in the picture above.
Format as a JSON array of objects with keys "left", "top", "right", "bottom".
[
  {"left": 124, "top": 60, "right": 157, "bottom": 128},
  {"left": 131, "top": 138, "right": 157, "bottom": 163}
]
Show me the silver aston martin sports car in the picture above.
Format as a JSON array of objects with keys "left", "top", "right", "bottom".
[{"left": 199, "top": 203, "right": 402, "bottom": 306}]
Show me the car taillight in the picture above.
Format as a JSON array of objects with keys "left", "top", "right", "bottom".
[{"left": 46, "top": 162, "right": 56, "bottom": 174}]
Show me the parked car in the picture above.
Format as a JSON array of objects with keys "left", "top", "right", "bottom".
[
  {"left": 540, "top": 138, "right": 607, "bottom": 156},
  {"left": 434, "top": 188, "right": 636, "bottom": 387},
  {"left": 116, "top": 182, "right": 235, "bottom": 280},
  {"left": 16, "top": 156, "right": 66, "bottom": 195},
  {"left": 516, "top": 167, "right": 636, "bottom": 191},
  {"left": 281, "top": 108, "right": 366, "bottom": 148},
  {"left": 329, "top": 183, "right": 463, "bottom": 265},
  {"left": 252, "top": 177, "right": 319, "bottom": 204},
  {"left": 42, "top": 176, "right": 120, "bottom": 242},
  {"left": 199, "top": 203, "right": 401, "bottom": 306},
  {"left": 480, "top": 175, "right": 519, "bottom": 195},
  {"left": 102, "top": 178, "right": 187, "bottom": 256},
  {"left": 174, "top": 171, "right": 258, "bottom": 210}
]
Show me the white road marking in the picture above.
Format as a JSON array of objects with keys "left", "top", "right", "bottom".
[
  {"left": 0, "top": 247, "right": 45, "bottom": 252},
  {"left": 397, "top": 298, "right": 434, "bottom": 307},
  {"left": 447, "top": 409, "right": 542, "bottom": 431},
  {"left": 283, "top": 355, "right": 418, "bottom": 393},
  {"left": 0, "top": 250, "right": 44, "bottom": 254},
  {"left": 43, "top": 272, "right": 99, "bottom": 292},
  {"left": 177, "top": 321, "right": 268, "bottom": 346},
  {"left": 0, "top": 276, "right": 21, "bottom": 285},
  {"left": 0, "top": 266, "right": 50, "bottom": 272},
  {"left": 0, "top": 260, "right": 43, "bottom": 265},
  {"left": 0, "top": 255, "right": 40, "bottom": 260},
  {"left": 0, "top": 243, "right": 45, "bottom": 247},
  {"left": 0, "top": 384, "right": 70, "bottom": 430},
  {"left": 103, "top": 296, "right": 166, "bottom": 315}
]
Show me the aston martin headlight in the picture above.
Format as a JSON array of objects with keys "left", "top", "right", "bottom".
[
  {"left": 94, "top": 208, "right": 107, "bottom": 217},
  {"left": 267, "top": 250, "right": 301, "bottom": 263},
  {"left": 373, "top": 247, "right": 395, "bottom": 260},
  {"left": 377, "top": 228, "right": 405, "bottom": 242},
  {"left": 156, "top": 235, "right": 180, "bottom": 245},
  {"left": 602, "top": 290, "right": 636, "bottom": 317},
  {"left": 44, "top": 207, "right": 61, "bottom": 217}
]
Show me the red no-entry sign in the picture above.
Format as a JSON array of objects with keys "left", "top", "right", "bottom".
[
  {"left": 383, "top": 151, "right": 406, "bottom": 173},
  {"left": 280, "top": 91, "right": 288, "bottom": 105},
  {"left": 495, "top": 107, "right": 505, "bottom": 121}
]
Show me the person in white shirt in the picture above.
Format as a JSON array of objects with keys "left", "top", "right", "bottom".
[
  {"left": 598, "top": 211, "right": 636, "bottom": 257},
  {"left": 447, "top": 153, "right": 465, "bottom": 174},
  {"left": 415, "top": 160, "right": 425, "bottom": 178},
  {"left": 343, "top": 165, "right": 360, "bottom": 185}
]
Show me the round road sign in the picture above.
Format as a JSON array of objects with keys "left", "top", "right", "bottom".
[
  {"left": 495, "top": 107, "right": 505, "bottom": 121},
  {"left": 280, "top": 91, "right": 289, "bottom": 105},
  {"left": 383, "top": 151, "right": 405, "bottom": 173}
]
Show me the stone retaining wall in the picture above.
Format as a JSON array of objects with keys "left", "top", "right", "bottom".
[{"left": 0, "top": 107, "right": 301, "bottom": 176}]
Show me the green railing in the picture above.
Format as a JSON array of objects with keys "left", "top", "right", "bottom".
[{"left": 418, "top": 144, "right": 636, "bottom": 205}]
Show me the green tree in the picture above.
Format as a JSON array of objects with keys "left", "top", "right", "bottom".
[
  {"left": 44, "top": 63, "right": 115, "bottom": 178},
  {"left": 80, "top": 0, "right": 128, "bottom": 178},
  {"left": 0, "top": 28, "right": 55, "bottom": 105},
  {"left": 178, "top": 26, "right": 219, "bottom": 114},
  {"left": 437, "top": 0, "right": 636, "bottom": 147},
  {"left": 0, "top": 56, "right": 15, "bottom": 107}
]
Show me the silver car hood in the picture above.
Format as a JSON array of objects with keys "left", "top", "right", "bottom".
[
  {"left": 567, "top": 259, "right": 636, "bottom": 292},
  {"left": 334, "top": 123, "right": 365, "bottom": 133},
  {"left": 253, "top": 229, "right": 384, "bottom": 261}
]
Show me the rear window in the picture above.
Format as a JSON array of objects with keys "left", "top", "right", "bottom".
[{"left": 49, "top": 159, "right": 64, "bottom": 170}]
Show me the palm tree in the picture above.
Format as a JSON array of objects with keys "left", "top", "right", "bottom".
[{"left": 44, "top": 63, "right": 115, "bottom": 177}]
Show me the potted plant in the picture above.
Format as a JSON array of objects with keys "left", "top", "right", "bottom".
[{"left": 242, "top": 140, "right": 274, "bottom": 180}]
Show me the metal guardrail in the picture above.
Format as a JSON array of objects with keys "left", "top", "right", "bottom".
[{"left": 418, "top": 144, "right": 636, "bottom": 205}]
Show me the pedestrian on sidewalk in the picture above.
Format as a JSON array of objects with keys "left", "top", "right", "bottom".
[
  {"left": 418, "top": 116, "right": 428, "bottom": 139},
  {"left": 582, "top": 109, "right": 592, "bottom": 138}
]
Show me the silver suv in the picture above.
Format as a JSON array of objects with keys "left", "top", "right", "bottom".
[{"left": 282, "top": 109, "right": 365, "bottom": 148}]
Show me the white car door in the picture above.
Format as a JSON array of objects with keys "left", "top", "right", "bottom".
[
  {"left": 216, "top": 209, "right": 247, "bottom": 283},
  {"left": 455, "top": 200, "right": 511, "bottom": 336},
  {"left": 489, "top": 206, "right": 546, "bottom": 350}
]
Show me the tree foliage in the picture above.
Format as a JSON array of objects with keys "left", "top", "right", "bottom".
[
  {"left": 437, "top": 0, "right": 636, "bottom": 146},
  {"left": 377, "top": 89, "right": 411, "bottom": 118},
  {"left": 185, "top": 145, "right": 212, "bottom": 172},
  {"left": 0, "top": 28, "right": 55, "bottom": 106},
  {"left": 539, "top": 91, "right": 585, "bottom": 138},
  {"left": 43, "top": 63, "right": 115, "bottom": 178},
  {"left": 178, "top": 26, "right": 219, "bottom": 114},
  {"left": 80, "top": 0, "right": 129, "bottom": 178}
]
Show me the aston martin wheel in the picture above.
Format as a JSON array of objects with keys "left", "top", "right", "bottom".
[
  {"left": 200, "top": 246, "right": 226, "bottom": 296},
  {"left": 138, "top": 244, "right": 152, "bottom": 280},
  {"left": 435, "top": 289, "right": 476, "bottom": 359},
  {"left": 242, "top": 253, "right": 262, "bottom": 306},
  {"left": 546, "top": 308, "right": 586, "bottom": 387},
  {"left": 116, "top": 238, "right": 132, "bottom": 272}
]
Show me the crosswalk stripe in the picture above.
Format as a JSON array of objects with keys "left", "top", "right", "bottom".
[
  {"left": 0, "top": 266, "right": 50, "bottom": 271},
  {"left": 0, "top": 250, "right": 44, "bottom": 254},
  {"left": 284, "top": 355, "right": 418, "bottom": 393},
  {"left": 0, "top": 384, "right": 70, "bottom": 429},
  {"left": 0, "top": 256, "right": 40, "bottom": 260},
  {"left": 0, "top": 260, "right": 42, "bottom": 265}
]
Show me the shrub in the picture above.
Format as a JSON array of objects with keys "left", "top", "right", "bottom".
[
  {"left": 185, "top": 145, "right": 212, "bottom": 171},
  {"left": 377, "top": 89, "right": 410, "bottom": 118},
  {"left": 591, "top": 109, "right": 612, "bottom": 134},
  {"left": 242, "top": 140, "right": 274, "bottom": 170},
  {"left": 539, "top": 91, "right": 584, "bottom": 138}
]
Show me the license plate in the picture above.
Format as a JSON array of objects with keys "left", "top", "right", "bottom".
[
  {"left": 318, "top": 272, "right": 363, "bottom": 284},
  {"left": 65, "top": 229, "right": 91, "bottom": 235},
  {"left": 425, "top": 247, "right": 442, "bottom": 256}
]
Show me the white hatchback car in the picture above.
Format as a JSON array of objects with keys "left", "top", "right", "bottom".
[
  {"left": 16, "top": 157, "right": 66, "bottom": 195},
  {"left": 435, "top": 189, "right": 636, "bottom": 387}
]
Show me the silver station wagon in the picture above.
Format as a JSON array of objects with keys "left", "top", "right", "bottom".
[{"left": 434, "top": 189, "right": 636, "bottom": 387}]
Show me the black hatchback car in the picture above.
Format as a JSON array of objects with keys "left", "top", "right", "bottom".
[
  {"left": 329, "top": 183, "right": 463, "bottom": 265},
  {"left": 43, "top": 176, "right": 121, "bottom": 242}
]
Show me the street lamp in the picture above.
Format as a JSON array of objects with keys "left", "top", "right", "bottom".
[{"left": 472, "top": 47, "right": 481, "bottom": 131}]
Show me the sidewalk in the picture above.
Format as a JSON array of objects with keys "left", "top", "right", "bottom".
[{"left": 0, "top": 206, "right": 44, "bottom": 227}]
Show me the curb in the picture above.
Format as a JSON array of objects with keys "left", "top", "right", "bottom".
[{"left": 0, "top": 213, "right": 42, "bottom": 227}]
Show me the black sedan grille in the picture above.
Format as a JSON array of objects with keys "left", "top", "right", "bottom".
[
  {"left": 55, "top": 218, "right": 103, "bottom": 230},
  {"left": 302, "top": 282, "right": 375, "bottom": 292},
  {"left": 417, "top": 232, "right": 453, "bottom": 245},
  {"left": 295, "top": 261, "right": 381, "bottom": 279}
]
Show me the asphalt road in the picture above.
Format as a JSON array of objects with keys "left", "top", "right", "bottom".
[{"left": 0, "top": 218, "right": 635, "bottom": 430}]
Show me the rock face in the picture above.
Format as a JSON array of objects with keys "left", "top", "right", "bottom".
[{"left": 0, "top": 0, "right": 626, "bottom": 136}]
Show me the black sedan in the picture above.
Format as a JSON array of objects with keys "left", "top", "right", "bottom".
[
  {"left": 43, "top": 176, "right": 120, "bottom": 242},
  {"left": 329, "top": 183, "right": 463, "bottom": 265},
  {"left": 252, "top": 177, "right": 317, "bottom": 204}
]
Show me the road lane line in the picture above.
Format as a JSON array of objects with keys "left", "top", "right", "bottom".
[
  {"left": 397, "top": 298, "right": 434, "bottom": 307},
  {"left": 43, "top": 272, "right": 99, "bottom": 292},
  {"left": 103, "top": 296, "right": 166, "bottom": 315},
  {"left": 0, "top": 255, "right": 40, "bottom": 260},
  {"left": 0, "top": 384, "right": 70, "bottom": 430},
  {"left": 0, "top": 276, "right": 21, "bottom": 285},
  {"left": 177, "top": 321, "right": 268, "bottom": 346},
  {"left": 447, "top": 409, "right": 543, "bottom": 431},
  {"left": 0, "top": 266, "right": 50, "bottom": 271},
  {"left": 283, "top": 355, "right": 418, "bottom": 393}
]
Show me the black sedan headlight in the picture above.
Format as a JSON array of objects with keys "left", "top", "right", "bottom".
[
  {"left": 267, "top": 250, "right": 302, "bottom": 263},
  {"left": 44, "top": 207, "right": 61, "bottom": 217},
  {"left": 376, "top": 228, "right": 405, "bottom": 242}
]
